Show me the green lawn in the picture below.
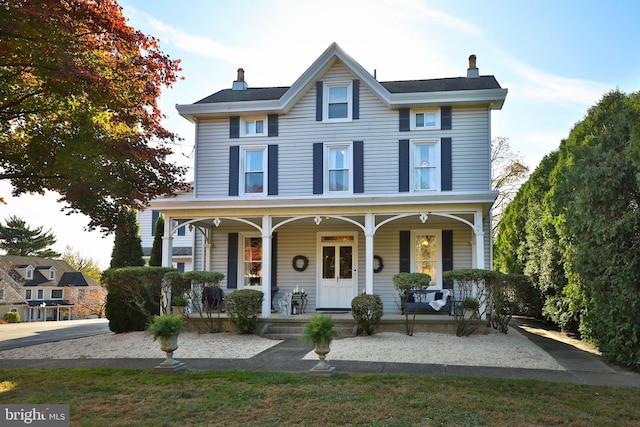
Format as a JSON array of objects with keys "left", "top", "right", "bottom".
[{"left": 1, "top": 368, "right": 638, "bottom": 426}]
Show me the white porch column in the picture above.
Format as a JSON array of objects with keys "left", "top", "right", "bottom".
[
  {"left": 364, "top": 213, "right": 375, "bottom": 294},
  {"left": 204, "top": 226, "right": 212, "bottom": 271},
  {"left": 161, "top": 216, "right": 174, "bottom": 314},
  {"left": 474, "top": 210, "right": 485, "bottom": 270},
  {"left": 261, "top": 215, "right": 272, "bottom": 318}
]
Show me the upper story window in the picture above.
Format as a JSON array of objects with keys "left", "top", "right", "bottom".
[
  {"left": 48, "top": 268, "right": 56, "bottom": 281},
  {"left": 51, "top": 289, "right": 63, "bottom": 299},
  {"left": 412, "top": 109, "right": 440, "bottom": 130},
  {"left": 241, "top": 116, "right": 267, "bottom": 137},
  {"left": 37, "top": 289, "right": 44, "bottom": 299},
  {"left": 25, "top": 267, "right": 33, "bottom": 280},
  {"left": 327, "top": 143, "right": 351, "bottom": 193},
  {"left": 241, "top": 146, "right": 266, "bottom": 195},
  {"left": 324, "top": 82, "right": 352, "bottom": 121},
  {"left": 412, "top": 140, "right": 439, "bottom": 191},
  {"left": 25, "top": 289, "right": 32, "bottom": 300}
]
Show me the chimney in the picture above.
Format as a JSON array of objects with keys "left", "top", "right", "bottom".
[
  {"left": 232, "top": 68, "right": 248, "bottom": 90},
  {"left": 467, "top": 54, "right": 479, "bottom": 78}
]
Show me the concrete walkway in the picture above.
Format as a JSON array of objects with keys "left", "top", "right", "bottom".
[{"left": 1, "top": 318, "right": 638, "bottom": 387}]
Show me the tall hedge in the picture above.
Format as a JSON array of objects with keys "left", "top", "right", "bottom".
[
  {"left": 102, "top": 266, "right": 176, "bottom": 333},
  {"left": 494, "top": 90, "right": 640, "bottom": 367}
]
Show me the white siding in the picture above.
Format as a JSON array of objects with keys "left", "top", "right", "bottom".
[{"left": 193, "top": 61, "right": 493, "bottom": 199}]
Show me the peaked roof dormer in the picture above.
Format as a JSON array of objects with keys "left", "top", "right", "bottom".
[{"left": 177, "top": 42, "right": 507, "bottom": 122}]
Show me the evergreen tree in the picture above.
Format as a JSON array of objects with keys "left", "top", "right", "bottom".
[
  {"left": 148, "top": 214, "right": 164, "bottom": 266},
  {"left": 0, "top": 215, "right": 60, "bottom": 257},
  {"left": 110, "top": 210, "right": 144, "bottom": 268}
]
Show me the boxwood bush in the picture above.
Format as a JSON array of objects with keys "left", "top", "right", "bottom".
[
  {"left": 351, "top": 293, "right": 383, "bottom": 335},
  {"left": 224, "top": 289, "right": 263, "bottom": 334},
  {"left": 3, "top": 312, "right": 20, "bottom": 323}
]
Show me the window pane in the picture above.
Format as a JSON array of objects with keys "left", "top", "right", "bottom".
[
  {"left": 244, "top": 237, "right": 262, "bottom": 286},
  {"left": 425, "top": 113, "right": 436, "bottom": 127},
  {"left": 415, "top": 145, "right": 435, "bottom": 167},
  {"left": 245, "top": 121, "right": 254, "bottom": 134},
  {"left": 415, "top": 235, "right": 437, "bottom": 284},
  {"left": 329, "top": 86, "right": 347, "bottom": 102},
  {"left": 328, "top": 103, "right": 348, "bottom": 118},
  {"left": 323, "top": 246, "right": 336, "bottom": 279},
  {"left": 416, "top": 113, "right": 424, "bottom": 127},
  {"left": 329, "top": 170, "right": 348, "bottom": 191},
  {"left": 414, "top": 168, "right": 435, "bottom": 190},
  {"left": 245, "top": 150, "right": 263, "bottom": 171},
  {"left": 245, "top": 172, "right": 263, "bottom": 193},
  {"left": 255, "top": 120, "right": 264, "bottom": 134},
  {"left": 339, "top": 246, "right": 352, "bottom": 279},
  {"left": 329, "top": 147, "right": 347, "bottom": 168}
]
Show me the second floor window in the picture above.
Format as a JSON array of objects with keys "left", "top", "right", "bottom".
[
  {"left": 242, "top": 147, "right": 265, "bottom": 195},
  {"left": 25, "top": 289, "right": 32, "bottom": 300},
  {"left": 412, "top": 109, "right": 440, "bottom": 130},
  {"left": 413, "top": 142, "right": 438, "bottom": 191},
  {"left": 37, "top": 289, "right": 44, "bottom": 299},
  {"left": 327, "top": 144, "right": 351, "bottom": 192},
  {"left": 51, "top": 289, "right": 63, "bottom": 299}
]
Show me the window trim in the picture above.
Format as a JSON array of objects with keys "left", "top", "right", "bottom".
[
  {"left": 240, "top": 145, "right": 267, "bottom": 196},
  {"left": 410, "top": 229, "right": 443, "bottom": 288},
  {"left": 51, "top": 289, "right": 63, "bottom": 299},
  {"left": 323, "top": 81, "right": 353, "bottom": 122},
  {"left": 411, "top": 108, "right": 441, "bottom": 130},
  {"left": 410, "top": 139, "right": 440, "bottom": 192},
  {"left": 325, "top": 142, "right": 353, "bottom": 194},
  {"left": 48, "top": 268, "right": 56, "bottom": 281},
  {"left": 240, "top": 115, "right": 268, "bottom": 137}
]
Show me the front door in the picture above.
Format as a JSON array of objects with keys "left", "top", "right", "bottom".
[{"left": 317, "top": 234, "right": 357, "bottom": 309}]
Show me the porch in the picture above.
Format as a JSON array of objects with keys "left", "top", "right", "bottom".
[{"left": 183, "top": 310, "right": 460, "bottom": 339}]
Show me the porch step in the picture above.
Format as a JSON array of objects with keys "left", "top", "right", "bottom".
[{"left": 259, "top": 322, "right": 356, "bottom": 340}]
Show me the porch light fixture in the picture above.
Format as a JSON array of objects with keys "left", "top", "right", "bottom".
[
  {"left": 314, "top": 216, "right": 323, "bottom": 225},
  {"left": 420, "top": 213, "right": 429, "bottom": 223},
  {"left": 213, "top": 218, "right": 221, "bottom": 227}
]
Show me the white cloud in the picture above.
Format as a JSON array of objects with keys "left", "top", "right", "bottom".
[{"left": 508, "top": 60, "right": 612, "bottom": 109}]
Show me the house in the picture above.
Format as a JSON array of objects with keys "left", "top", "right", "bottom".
[
  {"left": 0, "top": 255, "right": 102, "bottom": 321},
  {"left": 139, "top": 206, "right": 195, "bottom": 272},
  {"left": 151, "top": 43, "right": 507, "bottom": 318}
]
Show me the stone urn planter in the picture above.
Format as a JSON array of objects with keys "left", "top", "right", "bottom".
[
  {"left": 147, "top": 314, "right": 186, "bottom": 374},
  {"left": 302, "top": 315, "right": 339, "bottom": 377}
]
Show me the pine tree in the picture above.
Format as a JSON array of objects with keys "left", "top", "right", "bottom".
[
  {"left": 0, "top": 215, "right": 60, "bottom": 257},
  {"left": 148, "top": 214, "right": 164, "bottom": 266},
  {"left": 110, "top": 210, "right": 144, "bottom": 268}
]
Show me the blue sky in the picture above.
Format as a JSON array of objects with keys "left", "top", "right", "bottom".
[{"left": 2, "top": 0, "right": 639, "bottom": 268}]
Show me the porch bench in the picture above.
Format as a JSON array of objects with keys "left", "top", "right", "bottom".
[{"left": 402, "top": 289, "right": 453, "bottom": 315}]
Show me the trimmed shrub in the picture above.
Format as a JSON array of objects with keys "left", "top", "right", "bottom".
[
  {"left": 393, "top": 272, "right": 431, "bottom": 336},
  {"left": 102, "top": 266, "right": 176, "bottom": 333},
  {"left": 351, "top": 293, "right": 383, "bottom": 335},
  {"left": 4, "top": 312, "right": 20, "bottom": 323},
  {"left": 224, "top": 289, "right": 263, "bottom": 334}
]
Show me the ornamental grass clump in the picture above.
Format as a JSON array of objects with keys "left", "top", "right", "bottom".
[
  {"left": 301, "top": 315, "right": 339, "bottom": 347},
  {"left": 351, "top": 293, "right": 383, "bottom": 335},
  {"left": 146, "top": 314, "right": 185, "bottom": 341}
]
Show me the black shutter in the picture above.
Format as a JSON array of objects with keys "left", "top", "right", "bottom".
[
  {"left": 271, "top": 232, "right": 278, "bottom": 292},
  {"left": 399, "top": 230, "right": 411, "bottom": 273},
  {"left": 442, "top": 230, "right": 454, "bottom": 289},
  {"left": 229, "top": 146, "right": 239, "bottom": 196},
  {"left": 353, "top": 79, "right": 360, "bottom": 120},
  {"left": 177, "top": 220, "right": 185, "bottom": 236},
  {"left": 229, "top": 116, "right": 240, "bottom": 138},
  {"left": 268, "top": 114, "right": 278, "bottom": 137},
  {"left": 399, "top": 139, "right": 410, "bottom": 192},
  {"left": 313, "top": 142, "right": 323, "bottom": 194},
  {"left": 268, "top": 144, "right": 278, "bottom": 195},
  {"left": 441, "top": 106, "right": 452, "bottom": 130},
  {"left": 151, "top": 211, "right": 159, "bottom": 236},
  {"left": 399, "top": 108, "right": 410, "bottom": 131},
  {"left": 316, "top": 81, "right": 323, "bottom": 121},
  {"left": 441, "top": 137, "right": 452, "bottom": 191},
  {"left": 353, "top": 140, "right": 364, "bottom": 193},
  {"left": 227, "top": 233, "right": 238, "bottom": 289}
]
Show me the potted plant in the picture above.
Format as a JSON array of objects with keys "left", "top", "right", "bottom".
[
  {"left": 302, "top": 315, "right": 339, "bottom": 375},
  {"left": 171, "top": 295, "right": 189, "bottom": 315},
  {"left": 458, "top": 297, "right": 480, "bottom": 319},
  {"left": 147, "top": 314, "right": 186, "bottom": 373}
]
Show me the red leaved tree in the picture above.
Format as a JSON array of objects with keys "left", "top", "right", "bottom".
[{"left": 0, "top": 0, "right": 189, "bottom": 231}]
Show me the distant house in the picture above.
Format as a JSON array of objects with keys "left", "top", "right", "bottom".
[
  {"left": 150, "top": 43, "right": 507, "bottom": 317},
  {"left": 0, "top": 255, "right": 102, "bottom": 321}
]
